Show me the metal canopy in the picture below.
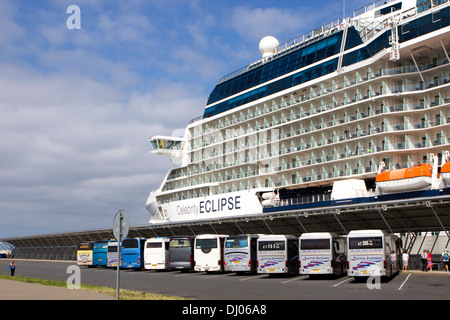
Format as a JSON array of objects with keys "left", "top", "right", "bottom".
[{"left": 2, "top": 193, "right": 450, "bottom": 260}]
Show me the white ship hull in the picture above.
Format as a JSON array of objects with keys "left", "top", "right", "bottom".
[{"left": 152, "top": 189, "right": 266, "bottom": 223}]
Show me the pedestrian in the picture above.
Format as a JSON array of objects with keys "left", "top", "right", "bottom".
[
  {"left": 9, "top": 260, "right": 15, "bottom": 276},
  {"left": 427, "top": 250, "right": 433, "bottom": 271},
  {"left": 441, "top": 248, "right": 449, "bottom": 272},
  {"left": 421, "top": 249, "right": 428, "bottom": 271},
  {"left": 402, "top": 250, "right": 409, "bottom": 271}
]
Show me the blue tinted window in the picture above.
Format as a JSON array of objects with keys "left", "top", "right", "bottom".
[
  {"left": 207, "top": 32, "right": 344, "bottom": 106},
  {"left": 203, "top": 58, "right": 338, "bottom": 118}
]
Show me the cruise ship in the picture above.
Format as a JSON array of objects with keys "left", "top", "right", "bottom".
[{"left": 146, "top": 0, "right": 450, "bottom": 224}]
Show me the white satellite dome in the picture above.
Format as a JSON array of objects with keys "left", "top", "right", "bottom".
[{"left": 259, "top": 36, "right": 279, "bottom": 58}]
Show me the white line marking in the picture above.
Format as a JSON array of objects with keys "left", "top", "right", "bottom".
[
  {"left": 333, "top": 277, "right": 352, "bottom": 287},
  {"left": 239, "top": 274, "right": 266, "bottom": 281},
  {"left": 397, "top": 273, "right": 411, "bottom": 290},
  {"left": 281, "top": 275, "right": 307, "bottom": 283}
]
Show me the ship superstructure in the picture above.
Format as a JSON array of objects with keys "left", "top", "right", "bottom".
[{"left": 147, "top": 0, "right": 450, "bottom": 223}]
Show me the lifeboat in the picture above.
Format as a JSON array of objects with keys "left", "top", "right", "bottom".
[
  {"left": 441, "top": 162, "right": 450, "bottom": 184},
  {"left": 375, "top": 163, "right": 434, "bottom": 194},
  {"left": 261, "top": 191, "right": 279, "bottom": 207}
]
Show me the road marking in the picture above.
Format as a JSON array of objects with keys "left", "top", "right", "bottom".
[
  {"left": 281, "top": 275, "right": 307, "bottom": 283},
  {"left": 205, "top": 273, "right": 231, "bottom": 279},
  {"left": 333, "top": 278, "right": 352, "bottom": 287},
  {"left": 175, "top": 272, "right": 206, "bottom": 277},
  {"left": 397, "top": 274, "right": 412, "bottom": 290},
  {"left": 239, "top": 274, "right": 266, "bottom": 281}
]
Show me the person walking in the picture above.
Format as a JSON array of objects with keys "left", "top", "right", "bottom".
[
  {"left": 402, "top": 250, "right": 409, "bottom": 271},
  {"left": 9, "top": 260, "right": 15, "bottom": 276},
  {"left": 421, "top": 249, "right": 428, "bottom": 271},
  {"left": 441, "top": 248, "right": 449, "bottom": 272},
  {"left": 427, "top": 250, "right": 433, "bottom": 271}
]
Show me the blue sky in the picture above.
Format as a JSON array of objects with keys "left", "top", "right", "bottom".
[{"left": 0, "top": 0, "right": 370, "bottom": 238}]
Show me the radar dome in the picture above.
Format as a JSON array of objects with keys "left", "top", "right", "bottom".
[{"left": 259, "top": 36, "right": 279, "bottom": 58}]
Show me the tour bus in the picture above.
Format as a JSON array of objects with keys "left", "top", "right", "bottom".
[
  {"left": 169, "top": 236, "right": 195, "bottom": 271},
  {"left": 144, "top": 237, "right": 170, "bottom": 270},
  {"left": 347, "top": 229, "right": 401, "bottom": 278},
  {"left": 106, "top": 241, "right": 118, "bottom": 268},
  {"left": 77, "top": 241, "right": 94, "bottom": 266},
  {"left": 299, "top": 232, "right": 347, "bottom": 276},
  {"left": 257, "top": 235, "right": 299, "bottom": 275},
  {"left": 121, "top": 238, "right": 146, "bottom": 270},
  {"left": 92, "top": 240, "right": 109, "bottom": 267},
  {"left": 194, "top": 234, "right": 229, "bottom": 272},
  {"left": 224, "top": 234, "right": 260, "bottom": 273}
]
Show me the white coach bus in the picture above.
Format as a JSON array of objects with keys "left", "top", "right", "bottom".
[
  {"left": 257, "top": 235, "right": 299, "bottom": 275},
  {"left": 144, "top": 237, "right": 170, "bottom": 270},
  {"left": 194, "top": 234, "right": 229, "bottom": 272},
  {"left": 299, "top": 232, "right": 347, "bottom": 276},
  {"left": 347, "top": 229, "right": 401, "bottom": 278},
  {"left": 224, "top": 234, "right": 260, "bottom": 273}
]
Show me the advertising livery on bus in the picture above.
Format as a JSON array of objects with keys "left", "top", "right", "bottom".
[
  {"left": 257, "top": 235, "right": 298, "bottom": 275},
  {"left": 144, "top": 237, "right": 170, "bottom": 270},
  {"left": 347, "top": 229, "right": 401, "bottom": 278},
  {"left": 299, "top": 232, "right": 347, "bottom": 276},
  {"left": 77, "top": 242, "right": 94, "bottom": 266},
  {"left": 194, "top": 234, "right": 228, "bottom": 272},
  {"left": 121, "top": 238, "right": 146, "bottom": 269},
  {"left": 224, "top": 234, "right": 260, "bottom": 273},
  {"left": 107, "top": 241, "right": 118, "bottom": 268}
]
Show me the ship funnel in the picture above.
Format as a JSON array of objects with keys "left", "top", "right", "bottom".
[{"left": 259, "top": 36, "right": 279, "bottom": 59}]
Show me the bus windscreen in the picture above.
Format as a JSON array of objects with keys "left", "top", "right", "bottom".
[
  {"left": 170, "top": 239, "right": 191, "bottom": 248},
  {"left": 225, "top": 237, "right": 248, "bottom": 248},
  {"left": 196, "top": 239, "right": 217, "bottom": 249},
  {"left": 301, "top": 239, "right": 330, "bottom": 250},
  {"left": 349, "top": 237, "right": 383, "bottom": 249},
  {"left": 146, "top": 242, "right": 162, "bottom": 248},
  {"left": 122, "top": 239, "right": 138, "bottom": 248}
]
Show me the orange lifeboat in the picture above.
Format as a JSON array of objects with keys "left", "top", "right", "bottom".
[
  {"left": 441, "top": 162, "right": 450, "bottom": 184},
  {"left": 375, "top": 163, "right": 434, "bottom": 194}
]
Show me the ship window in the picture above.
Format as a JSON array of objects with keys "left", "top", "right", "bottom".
[
  {"left": 402, "top": 24, "right": 410, "bottom": 34},
  {"left": 433, "top": 10, "right": 441, "bottom": 23}
]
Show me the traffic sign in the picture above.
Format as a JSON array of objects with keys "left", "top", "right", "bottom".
[{"left": 113, "top": 210, "right": 129, "bottom": 241}]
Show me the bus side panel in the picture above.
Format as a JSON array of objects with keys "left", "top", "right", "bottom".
[
  {"left": 300, "top": 253, "right": 332, "bottom": 275},
  {"left": 224, "top": 251, "right": 250, "bottom": 272},
  {"left": 257, "top": 253, "right": 286, "bottom": 274},
  {"left": 348, "top": 252, "right": 384, "bottom": 277}
]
